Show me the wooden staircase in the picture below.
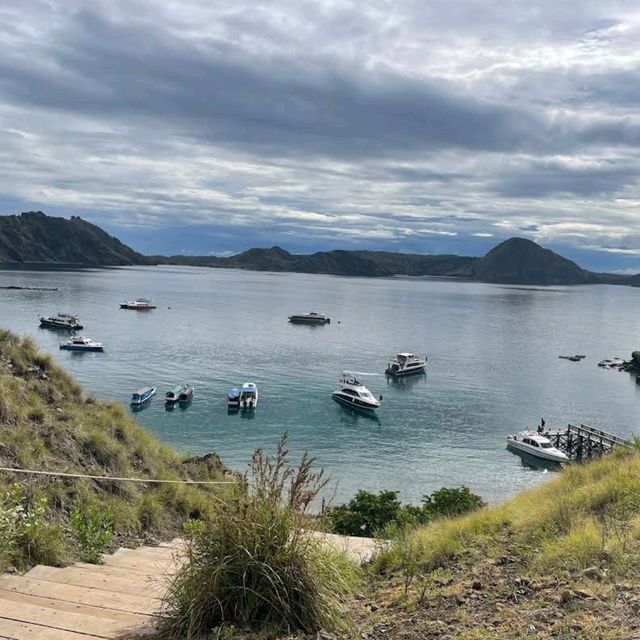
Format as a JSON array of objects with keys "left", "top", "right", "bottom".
[
  {"left": 0, "top": 533, "right": 377, "bottom": 639},
  {"left": 0, "top": 539, "right": 184, "bottom": 639}
]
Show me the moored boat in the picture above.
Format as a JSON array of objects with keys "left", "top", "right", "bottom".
[
  {"left": 178, "top": 384, "right": 194, "bottom": 404},
  {"left": 506, "top": 430, "right": 569, "bottom": 463},
  {"left": 120, "top": 298, "right": 156, "bottom": 310},
  {"left": 131, "top": 386, "right": 157, "bottom": 406},
  {"left": 239, "top": 382, "right": 258, "bottom": 410},
  {"left": 227, "top": 388, "right": 240, "bottom": 408},
  {"left": 288, "top": 312, "right": 330, "bottom": 325},
  {"left": 39, "top": 313, "right": 83, "bottom": 330},
  {"left": 59, "top": 336, "right": 104, "bottom": 352},
  {"left": 332, "top": 372, "right": 381, "bottom": 411},
  {"left": 165, "top": 385, "right": 182, "bottom": 404},
  {"left": 385, "top": 353, "right": 427, "bottom": 376}
]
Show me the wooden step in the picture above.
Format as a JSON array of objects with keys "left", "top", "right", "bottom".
[
  {"left": 0, "top": 595, "right": 133, "bottom": 638},
  {"left": 101, "top": 555, "right": 181, "bottom": 574},
  {"left": 72, "top": 562, "right": 173, "bottom": 579},
  {"left": 0, "top": 619, "right": 97, "bottom": 640},
  {"left": 24, "top": 567, "right": 166, "bottom": 598},
  {"left": 0, "top": 590, "right": 150, "bottom": 626},
  {"left": 0, "top": 576, "right": 160, "bottom": 616}
]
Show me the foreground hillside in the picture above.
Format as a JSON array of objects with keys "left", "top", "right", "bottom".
[
  {"left": 0, "top": 330, "right": 227, "bottom": 571},
  {"left": 357, "top": 446, "right": 640, "bottom": 639},
  {"left": 0, "top": 211, "right": 144, "bottom": 265}
]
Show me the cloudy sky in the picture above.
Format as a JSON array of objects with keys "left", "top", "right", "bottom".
[{"left": 1, "top": 0, "right": 639, "bottom": 269}]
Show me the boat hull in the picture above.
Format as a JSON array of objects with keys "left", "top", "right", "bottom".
[
  {"left": 40, "top": 320, "right": 83, "bottom": 330},
  {"left": 131, "top": 388, "right": 157, "bottom": 405},
  {"left": 120, "top": 304, "right": 156, "bottom": 310},
  {"left": 332, "top": 393, "right": 379, "bottom": 412},
  {"left": 59, "top": 345, "right": 103, "bottom": 352},
  {"left": 385, "top": 364, "right": 426, "bottom": 376},
  {"left": 506, "top": 438, "right": 568, "bottom": 463},
  {"left": 289, "top": 317, "right": 330, "bottom": 325}
]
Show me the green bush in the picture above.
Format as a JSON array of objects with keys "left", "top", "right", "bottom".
[
  {"left": 160, "top": 435, "right": 359, "bottom": 637},
  {"left": 0, "top": 485, "right": 66, "bottom": 571},
  {"left": 71, "top": 504, "right": 113, "bottom": 563},
  {"left": 328, "top": 486, "right": 485, "bottom": 537}
]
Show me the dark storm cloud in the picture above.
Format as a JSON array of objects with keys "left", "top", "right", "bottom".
[
  {"left": 0, "top": 9, "right": 577, "bottom": 159},
  {"left": 496, "top": 161, "right": 640, "bottom": 197}
]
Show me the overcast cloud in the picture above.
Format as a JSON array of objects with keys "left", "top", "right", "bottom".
[{"left": 0, "top": 0, "right": 639, "bottom": 268}]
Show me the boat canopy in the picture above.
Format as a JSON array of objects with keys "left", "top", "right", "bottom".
[
  {"left": 228, "top": 388, "right": 240, "bottom": 397},
  {"left": 134, "top": 387, "right": 152, "bottom": 396}
]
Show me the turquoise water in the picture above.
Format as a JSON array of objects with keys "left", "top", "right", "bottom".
[{"left": 0, "top": 266, "right": 638, "bottom": 504}]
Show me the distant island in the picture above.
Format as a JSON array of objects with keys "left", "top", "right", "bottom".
[{"left": 0, "top": 211, "right": 636, "bottom": 286}]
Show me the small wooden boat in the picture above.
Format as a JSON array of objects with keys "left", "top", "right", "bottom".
[
  {"left": 178, "top": 384, "right": 194, "bottom": 404},
  {"left": 131, "top": 386, "right": 156, "bottom": 406},
  {"left": 165, "top": 385, "right": 182, "bottom": 403}
]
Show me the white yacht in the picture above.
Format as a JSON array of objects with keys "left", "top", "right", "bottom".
[
  {"left": 506, "top": 430, "right": 569, "bottom": 463},
  {"left": 385, "top": 353, "right": 427, "bottom": 377},
  {"left": 239, "top": 382, "right": 258, "bottom": 410},
  {"left": 59, "top": 336, "right": 104, "bottom": 352},
  {"left": 120, "top": 298, "right": 157, "bottom": 310},
  {"left": 332, "top": 372, "right": 381, "bottom": 411}
]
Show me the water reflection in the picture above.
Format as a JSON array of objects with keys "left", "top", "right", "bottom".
[
  {"left": 506, "top": 445, "right": 564, "bottom": 473},
  {"left": 386, "top": 372, "right": 427, "bottom": 390}
]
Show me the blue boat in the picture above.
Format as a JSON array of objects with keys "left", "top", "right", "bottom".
[
  {"left": 131, "top": 386, "right": 157, "bottom": 406},
  {"left": 227, "top": 388, "right": 240, "bottom": 408}
]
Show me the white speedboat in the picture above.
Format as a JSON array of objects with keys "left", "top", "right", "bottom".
[
  {"left": 120, "top": 298, "right": 156, "bottom": 310},
  {"left": 239, "top": 382, "right": 258, "bottom": 410},
  {"left": 59, "top": 336, "right": 104, "bottom": 352},
  {"left": 288, "top": 312, "right": 330, "bottom": 325},
  {"left": 385, "top": 353, "right": 427, "bottom": 376},
  {"left": 332, "top": 372, "right": 381, "bottom": 411},
  {"left": 506, "top": 430, "right": 569, "bottom": 463},
  {"left": 40, "top": 313, "right": 83, "bottom": 330}
]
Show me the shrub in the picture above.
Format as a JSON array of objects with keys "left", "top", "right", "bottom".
[
  {"left": 328, "top": 486, "right": 486, "bottom": 537},
  {"left": 421, "top": 486, "right": 486, "bottom": 519},
  {"left": 0, "top": 485, "right": 66, "bottom": 571},
  {"left": 160, "top": 435, "right": 359, "bottom": 637},
  {"left": 71, "top": 504, "right": 113, "bottom": 563}
]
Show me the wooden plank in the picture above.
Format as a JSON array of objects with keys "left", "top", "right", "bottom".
[
  {"left": 0, "top": 590, "right": 151, "bottom": 626},
  {"left": 0, "top": 619, "right": 97, "bottom": 640},
  {"left": 101, "top": 555, "right": 180, "bottom": 574},
  {"left": 24, "top": 567, "right": 166, "bottom": 598},
  {"left": 0, "top": 596, "right": 130, "bottom": 638},
  {"left": 0, "top": 576, "right": 160, "bottom": 616}
]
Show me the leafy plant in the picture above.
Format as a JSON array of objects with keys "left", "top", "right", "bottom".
[
  {"left": 71, "top": 503, "right": 113, "bottom": 563},
  {"left": 0, "top": 485, "right": 51, "bottom": 570},
  {"left": 328, "top": 486, "right": 485, "bottom": 537}
]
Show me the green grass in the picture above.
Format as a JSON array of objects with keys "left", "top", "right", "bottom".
[
  {"left": 0, "top": 329, "right": 230, "bottom": 571},
  {"left": 375, "top": 446, "right": 640, "bottom": 580},
  {"left": 160, "top": 436, "right": 360, "bottom": 637}
]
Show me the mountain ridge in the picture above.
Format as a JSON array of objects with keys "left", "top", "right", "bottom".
[{"left": 0, "top": 211, "right": 636, "bottom": 285}]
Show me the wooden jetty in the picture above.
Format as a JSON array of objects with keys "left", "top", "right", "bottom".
[{"left": 546, "top": 423, "right": 633, "bottom": 462}]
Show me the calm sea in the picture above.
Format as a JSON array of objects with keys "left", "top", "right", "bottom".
[{"left": 0, "top": 266, "right": 638, "bottom": 504}]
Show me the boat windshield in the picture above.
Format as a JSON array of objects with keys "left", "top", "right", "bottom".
[{"left": 540, "top": 442, "right": 553, "bottom": 448}]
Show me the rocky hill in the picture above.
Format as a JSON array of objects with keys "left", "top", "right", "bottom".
[
  {"left": 0, "top": 211, "right": 144, "bottom": 266},
  {"left": 470, "top": 237, "right": 595, "bottom": 285},
  {"left": 157, "top": 240, "right": 627, "bottom": 285}
]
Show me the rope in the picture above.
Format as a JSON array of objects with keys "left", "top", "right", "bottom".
[{"left": 0, "top": 467, "right": 235, "bottom": 485}]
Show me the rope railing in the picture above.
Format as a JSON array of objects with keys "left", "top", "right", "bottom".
[{"left": 0, "top": 467, "right": 236, "bottom": 485}]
